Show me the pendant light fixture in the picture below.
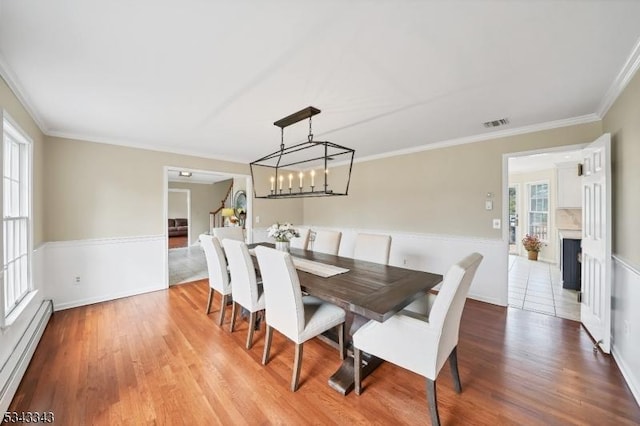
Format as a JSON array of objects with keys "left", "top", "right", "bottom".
[{"left": 250, "top": 106, "right": 355, "bottom": 199}]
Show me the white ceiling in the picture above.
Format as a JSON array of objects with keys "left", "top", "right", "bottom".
[
  {"left": 509, "top": 149, "right": 582, "bottom": 174},
  {"left": 1, "top": 1, "right": 640, "bottom": 164}
]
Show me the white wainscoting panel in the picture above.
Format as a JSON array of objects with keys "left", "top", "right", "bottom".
[
  {"left": 44, "top": 235, "right": 167, "bottom": 311},
  {"left": 254, "top": 226, "right": 508, "bottom": 306},
  {"left": 611, "top": 255, "right": 640, "bottom": 405}
]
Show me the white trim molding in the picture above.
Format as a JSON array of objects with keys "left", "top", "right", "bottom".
[
  {"left": 597, "top": 37, "right": 640, "bottom": 117},
  {"left": 0, "top": 53, "right": 48, "bottom": 134}
]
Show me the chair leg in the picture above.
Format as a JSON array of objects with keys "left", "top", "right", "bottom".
[
  {"left": 230, "top": 302, "right": 238, "bottom": 332},
  {"left": 449, "top": 346, "right": 462, "bottom": 393},
  {"left": 337, "top": 323, "right": 345, "bottom": 360},
  {"left": 218, "top": 294, "right": 228, "bottom": 326},
  {"left": 426, "top": 378, "right": 440, "bottom": 426},
  {"left": 205, "top": 288, "right": 214, "bottom": 314},
  {"left": 354, "top": 347, "right": 362, "bottom": 395},
  {"left": 291, "top": 343, "right": 304, "bottom": 392},
  {"left": 262, "top": 325, "right": 273, "bottom": 365},
  {"left": 246, "top": 311, "right": 257, "bottom": 349}
]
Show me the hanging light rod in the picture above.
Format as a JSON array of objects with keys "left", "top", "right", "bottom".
[
  {"left": 273, "top": 106, "right": 321, "bottom": 128},
  {"left": 250, "top": 106, "right": 355, "bottom": 199}
]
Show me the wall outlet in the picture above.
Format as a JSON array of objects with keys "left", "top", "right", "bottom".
[
  {"left": 492, "top": 219, "right": 501, "bottom": 229},
  {"left": 255, "top": 216, "right": 260, "bottom": 224},
  {"left": 74, "top": 276, "right": 81, "bottom": 285},
  {"left": 623, "top": 320, "right": 630, "bottom": 336}
]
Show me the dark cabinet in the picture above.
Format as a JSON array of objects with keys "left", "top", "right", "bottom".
[{"left": 562, "top": 238, "right": 582, "bottom": 290}]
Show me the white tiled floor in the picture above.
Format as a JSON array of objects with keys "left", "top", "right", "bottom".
[
  {"left": 508, "top": 255, "right": 581, "bottom": 321},
  {"left": 168, "top": 245, "right": 208, "bottom": 285}
]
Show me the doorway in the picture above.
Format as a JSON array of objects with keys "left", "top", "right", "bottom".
[
  {"left": 505, "top": 145, "right": 584, "bottom": 321},
  {"left": 164, "top": 167, "right": 253, "bottom": 287}
]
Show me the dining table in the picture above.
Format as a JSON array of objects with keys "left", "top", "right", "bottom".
[{"left": 249, "top": 243, "right": 443, "bottom": 395}]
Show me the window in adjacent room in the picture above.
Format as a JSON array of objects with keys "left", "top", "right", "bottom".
[
  {"left": 2, "top": 113, "right": 32, "bottom": 323},
  {"left": 528, "top": 182, "right": 549, "bottom": 241}
]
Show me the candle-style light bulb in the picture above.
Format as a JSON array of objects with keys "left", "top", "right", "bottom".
[
  {"left": 311, "top": 170, "right": 316, "bottom": 187},
  {"left": 270, "top": 176, "right": 275, "bottom": 191},
  {"left": 279, "top": 175, "right": 284, "bottom": 190},
  {"left": 288, "top": 173, "right": 293, "bottom": 189},
  {"left": 298, "top": 172, "right": 303, "bottom": 188}
]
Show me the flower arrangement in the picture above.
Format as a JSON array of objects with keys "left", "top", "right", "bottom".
[
  {"left": 522, "top": 234, "right": 544, "bottom": 252},
  {"left": 268, "top": 222, "right": 299, "bottom": 242}
]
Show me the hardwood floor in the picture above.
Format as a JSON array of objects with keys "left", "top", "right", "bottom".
[
  {"left": 8, "top": 280, "right": 640, "bottom": 425},
  {"left": 168, "top": 236, "right": 188, "bottom": 249}
]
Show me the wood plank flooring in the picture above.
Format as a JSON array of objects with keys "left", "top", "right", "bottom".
[
  {"left": 7, "top": 280, "right": 640, "bottom": 425},
  {"left": 168, "top": 236, "right": 188, "bottom": 249}
]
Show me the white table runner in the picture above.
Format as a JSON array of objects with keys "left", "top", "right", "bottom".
[
  {"left": 291, "top": 257, "right": 350, "bottom": 278},
  {"left": 249, "top": 248, "right": 349, "bottom": 278}
]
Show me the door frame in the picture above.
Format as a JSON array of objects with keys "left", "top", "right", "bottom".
[
  {"left": 501, "top": 142, "right": 588, "bottom": 306},
  {"left": 163, "top": 166, "right": 254, "bottom": 288},
  {"left": 508, "top": 183, "right": 520, "bottom": 255}
]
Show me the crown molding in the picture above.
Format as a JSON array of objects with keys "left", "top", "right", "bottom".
[
  {"left": 46, "top": 129, "right": 250, "bottom": 166},
  {"left": 0, "top": 52, "right": 48, "bottom": 134},
  {"left": 353, "top": 113, "right": 601, "bottom": 165},
  {"left": 597, "top": 36, "right": 640, "bottom": 117}
]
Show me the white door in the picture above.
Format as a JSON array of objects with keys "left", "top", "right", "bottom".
[{"left": 580, "top": 133, "right": 612, "bottom": 353}]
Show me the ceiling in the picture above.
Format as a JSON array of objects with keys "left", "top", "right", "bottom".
[
  {"left": 509, "top": 149, "right": 582, "bottom": 174},
  {"left": 1, "top": 1, "right": 640, "bottom": 164}
]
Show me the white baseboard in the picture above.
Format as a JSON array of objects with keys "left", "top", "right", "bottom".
[
  {"left": 0, "top": 300, "right": 52, "bottom": 413},
  {"left": 53, "top": 285, "right": 167, "bottom": 311}
]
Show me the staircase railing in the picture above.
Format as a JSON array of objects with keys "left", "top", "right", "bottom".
[{"left": 209, "top": 182, "right": 234, "bottom": 231}]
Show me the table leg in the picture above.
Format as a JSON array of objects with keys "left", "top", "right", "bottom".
[{"left": 326, "top": 312, "right": 384, "bottom": 395}]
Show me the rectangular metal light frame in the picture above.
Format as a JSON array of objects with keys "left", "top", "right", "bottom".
[{"left": 250, "top": 106, "right": 355, "bottom": 199}]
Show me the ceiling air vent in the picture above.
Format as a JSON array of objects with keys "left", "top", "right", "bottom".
[{"left": 483, "top": 118, "right": 510, "bottom": 128}]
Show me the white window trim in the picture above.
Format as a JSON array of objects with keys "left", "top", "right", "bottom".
[
  {"left": 1, "top": 110, "right": 35, "bottom": 329},
  {"left": 526, "top": 180, "right": 550, "bottom": 243}
]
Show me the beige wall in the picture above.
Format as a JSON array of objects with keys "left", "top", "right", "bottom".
[
  {"left": 0, "top": 77, "right": 45, "bottom": 246},
  {"left": 603, "top": 70, "right": 640, "bottom": 268},
  {"left": 167, "top": 190, "right": 188, "bottom": 219},
  {"left": 303, "top": 122, "right": 602, "bottom": 238},
  {"left": 43, "top": 136, "right": 301, "bottom": 242}
]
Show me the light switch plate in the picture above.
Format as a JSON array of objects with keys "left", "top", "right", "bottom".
[
  {"left": 485, "top": 200, "right": 493, "bottom": 210},
  {"left": 492, "top": 219, "right": 501, "bottom": 229}
]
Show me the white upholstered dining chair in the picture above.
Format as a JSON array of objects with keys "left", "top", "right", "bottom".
[
  {"left": 222, "top": 239, "right": 266, "bottom": 349},
  {"left": 254, "top": 245, "right": 346, "bottom": 391},
  {"left": 352, "top": 252, "right": 483, "bottom": 426},
  {"left": 311, "top": 230, "right": 342, "bottom": 255},
  {"left": 289, "top": 227, "right": 310, "bottom": 250},
  {"left": 212, "top": 226, "right": 245, "bottom": 243},
  {"left": 353, "top": 233, "right": 392, "bottom": 264},
  {"left": 199, "top": 234, "right": 233, "bottom": 325}
]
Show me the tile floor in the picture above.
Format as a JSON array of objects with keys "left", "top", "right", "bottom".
[
  {"left": 168, "top": 245, "right": 208, "bottom": 285},
  {"left": 508, "top": 255, "right": 581, "bottom": 321}
]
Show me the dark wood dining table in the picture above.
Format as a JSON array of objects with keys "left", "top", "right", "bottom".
[{"left": 250, "top": 243, "right": 443, "bottom": 395}]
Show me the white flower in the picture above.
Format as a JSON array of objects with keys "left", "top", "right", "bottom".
[{"left": 268, "top": 222, "right": 300, "bottom": 242}]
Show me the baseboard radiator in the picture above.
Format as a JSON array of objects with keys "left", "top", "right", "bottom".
[{"left": 0, "top": 300, "right": 53, "bottom": 413}]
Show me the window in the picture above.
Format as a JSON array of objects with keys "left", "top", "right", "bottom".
[
  {"left": 2, "top": 113, "right": 32, "bottom": 320},
  {"left": 528, "top": 182, "right": 548, "bottom": 241}
]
